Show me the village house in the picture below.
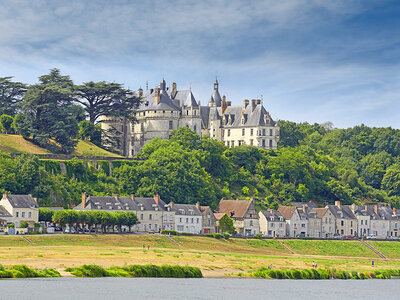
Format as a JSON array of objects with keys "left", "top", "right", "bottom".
[
  {"left": 389, "top": 207, "right": 399, "bottom": 238},
  {"left": 258, "top": 209, "right": 286, "bottom": 237},
  {"left": 310, "top": 207, "right": 336, "bottom": 238},
  {"left": 350, "top": 204, "right": 371, "bottom": 237},
  {"left": 215, "top": 198, "right": 259, "bottom": 236},
  {"left": 278, "top": 206, "right": 308, "bottom": 237},
  {"left": 0, "top": 205, "right": 12, "bottom": 229},
  {"left": 198, "top": 203, "right": 217, "bottom": 234},
  {"left": 329, "top": 201, "right": 357, "bottom": 236},
  {"left": 0, "top": 193, "right": 39, "bottom": 228},
  {"left": 366, "top": 205, "right": 393, "bottom": 239},
  {"left": 172, "top": 203, "right": 202, "bottom": 234},
  {"left": 307, "top": 210, "right": 322, "bottom": 238}
]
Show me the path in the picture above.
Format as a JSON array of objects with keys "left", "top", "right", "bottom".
[
  {"left": 360, "top": 240, "right": 386, "bottom": 259},
  {"left": 22, "top": 236, "right": 34, "bottom": 244},
  {"left": 277, "top": 239, "right": 295, "bottom": 254},
  {"left": 164, "top": 234, "right": 180, "bottom": 246}
]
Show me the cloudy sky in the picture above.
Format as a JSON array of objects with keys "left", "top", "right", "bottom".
[{"left": 1, "top": 0, "right": 399, "bottom": 128}]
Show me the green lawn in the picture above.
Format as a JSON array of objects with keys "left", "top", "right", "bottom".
[
  {"left": 368, "top": 241, "right": 400, "bottom": 259},
  {"left": 282, "top": 239, "right": 379, "bottom": 258},
  {"left": 0, "top": 134, "right": 121, "bottom": 157}
]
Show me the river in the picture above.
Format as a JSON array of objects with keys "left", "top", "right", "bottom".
[{"left": 0, "top": 277, "right": 398, "bottom": 299}]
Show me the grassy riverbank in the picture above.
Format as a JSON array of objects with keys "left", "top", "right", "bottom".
[{"left": 0, "top": 235, "right": 399, "bottom": 277}]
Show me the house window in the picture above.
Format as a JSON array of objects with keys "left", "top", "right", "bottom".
[
  {"left": 250, "top": 129, "right": 253, "bottom": 136},
  {"left": 341, "top": 220, "right": 344, "bottom": 226},
  {"left": 197, "top": 218, "right": 199, "bottom": 223},
  {"left": 169, "top": 121, "right": 173, "bottom": 130},
  {"left": 194, "top": 125, "right": 197, "bottom": 132},
  {"left": 301, "top": 224, "right": 305, "bottom": 228},
  {"left": 28, "top": 212, "right": 32, "bottom": 218},
  {"left": 16, "top": 212, "right": 19, "bottom": 218},
  {"left": 361, "top": 220, "right": 363, "bottom": 225},
  {"left": 270, "top": 129, "right": 273, "bottom": 136},
  {"left": 270, "top": 223, "right": 274, "bottom": 227},
  {"left": 227, "top": 129, "right": 230, "bottom": 137},
  {"left": 262, "top": 140, "right": 265, "bottom": 147},
  {"left": 242, "top": 128, "right": 245, "bottom": 136},
  {"left": 250, "top": 139, "right": 253, "bottom": 146},
  {"left": 179, "top": 218, "right": 182, "bottom": 223},
  {"left": 365, "top": 220, "right": 368, "bottom": 225},
  {"left": 351, "top": 221, "right": 353, "bottom": 227},
  {"left": 140, "top": 214, "right": 143, "bottom": 220},
  {"left": 262, "top": 129, "right": 266, "bottom": 136},
  {"left": 269, "top": 140, "right": 272, "bottom": 148},
  {"left": 22, "top": 212, "right": 25, "bottom": 218},
  {"left": 149, "top": 214, "right": 152, "bottom": 220},
  {"left": 250, "top": 220, "right": 253, "bottom": 226},
  {"left": 186, "top": 218, "right": 189, "bottom": 223}
]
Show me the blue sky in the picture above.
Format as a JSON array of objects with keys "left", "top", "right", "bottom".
[{"left": 1, "top": 0, "right": 400, "bottom": 128}]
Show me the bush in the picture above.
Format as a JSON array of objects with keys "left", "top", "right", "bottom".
[
  {"left": 66, "top": 264, "right": 108, "bottom": 277},
  {"left": 12, "top": 265, "right": 40, "bottom": 277},
  {"left": 204, "top": 233, "right": 214, "bottom": 238},
  {"left": 254, "top": 233, "right": 262, "bottom": 239},
  {"left": 223, "top": 233, "right": 230, "bottom": 240},
  {"left": 213, "top": 233, "right": 223, "bottom": 239},
  {"left": 161, "top": 230, "right": 177, "bottom": 235},
  {"left": 180, "top": 232, "right": 193, "bottom": 236}
]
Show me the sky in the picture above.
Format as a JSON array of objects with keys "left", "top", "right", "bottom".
[{"left": 1, "top": 0, "right": 400, "bottom": 128}]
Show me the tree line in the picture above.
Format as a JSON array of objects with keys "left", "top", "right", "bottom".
[
  {"left": 39, "top": 208, "right": 138, "bottom": 233},
  {"left": 0, "top": 70, "right": 140, "bottom": 153}
]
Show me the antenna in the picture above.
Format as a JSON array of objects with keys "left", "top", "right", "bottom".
[{"left": 146, "top": 81, "right": 148, "bottom": 90}]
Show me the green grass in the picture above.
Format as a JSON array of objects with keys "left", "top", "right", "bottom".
[
  {"left": 0, "top": 134, "right": 121, "bottom": 157},
  {"left": 368, "top": 241, "right": 400, "bottom": 259},
  {"left": 282, "top": 239, "right": 378, "bottom": 258}
]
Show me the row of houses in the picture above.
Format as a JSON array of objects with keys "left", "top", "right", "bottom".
[{"left": 0, "top": 192, "right": 399, "bottom": 239}]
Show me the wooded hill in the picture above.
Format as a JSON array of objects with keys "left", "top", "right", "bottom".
[{"left": 1, "top": 123, "right": 400, "bottom": 209}]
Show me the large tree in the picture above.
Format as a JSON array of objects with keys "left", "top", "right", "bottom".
[
  {"left": 74, "top": 81, "right": 140, "bottom": 124},
  {"left": 0, "top": 76, "right": 27, "bottom": 116},
  {"left": 15, "top": 69, "right": 85, "bottom": 153}
]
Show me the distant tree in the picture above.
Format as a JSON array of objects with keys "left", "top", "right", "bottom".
[
  {"left": 219, "top": 214, "right": 235, "bottom": 234},
  {"left": 74, "top": 81, "right": 140, "bottom": 124},
  {"left": 0, "top": 114, "right": 14, "bottom": 134},
  {"left": 78, "top": 120, "right": 101, "bottom": 146},
  {"left": 15, "top": 69, "right": 85, "bottom": 153},
  {"left": 0, "top": 77, "right": 27, "bottom": 116}
]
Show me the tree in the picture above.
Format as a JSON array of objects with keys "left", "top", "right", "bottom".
[
  {"left": 0, "top": 114, "right": 14, "bottom": 134},
  {"left": 219, "top": 214, "right": 235, "bottom": 234},
  {"left": 78, "top": 120, "right": 102, "bottom": 146},
  {"left": 39, "top": 208, "right": 54, "bottom": 223},
  {"left": 0, "top": 77, "right": 27, "bottom": 116},
  {"left": 74, "top": 81, "right": 140, "bottom": 124},
  {"left": 15, "top": 69, "right": 85, "bottom": 153}
]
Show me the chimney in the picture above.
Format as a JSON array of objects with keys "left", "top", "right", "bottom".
[
  {"left": 81, "top": 192, "right": 86, "bottom": 208},
  {"left": 154, "top": 88, "right": 160, "bottom": 105},
  {"left": 256, "top": 99, "right": 261, "bottom": 105},
  {"left": 243, "top": 99, "right": 249, "bottom": 110},
  {"left": 33, "top": 197, "right": 38, "bottom": 204},
  {"left": 171, "top": 82, "right": 177, "bottom": 94},
  {"left": 169, "top": 201, "right": 174, "bottom": 208},
  {"left": 226, "top": 101, "right": 231, "bottom": 106},
  {"left": 251, "top": 99, "right": 256, "bottom": 112},
  {"left": 302, "top": 204, "right": 308, "bottom": 213},
  {"left": 393, "top": 208, "right": 397, "bottom": 216},
  {"left": 221, "top": 95, "right": 227, "bottom": 114},
  {"left": 236, "top": 197, "right": 240, "bottom": 201},
  {"left": 137, "top": 88, "right": 143, "bottom": 97},
  {"left": 195, "top": 202, "right": 200, "bottom": 209},
  {"left": 130, "top": 193, "right": 135, "bottom": 201},
  {"left": 154, "top": 194, "right": 160, "bottom": 205},
  {"left": 351, "top": 203, "right": 356, "bottom": 213},
  {"left": 29, "top": 194, "right": 33, "bottom": 198},
  {"left": 2, "top": 192, "right": 7, "bottom": 200},
  {"left": 374, "top": 205, "right": 378, "bottom": 215},
  {"left": 335, "top": 201, "right": 342, "bottom": 208}
]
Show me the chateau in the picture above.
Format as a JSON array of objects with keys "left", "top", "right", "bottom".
[{"left": 102, "top": 79, "right": 280, "bottom": 156}]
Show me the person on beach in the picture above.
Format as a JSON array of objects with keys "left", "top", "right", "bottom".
[
  {"left": 372, "top": 259, "right": 374, "bottom": 267},
  {"left": 315, "top": 263, "right": 317, "bottom": 269}
]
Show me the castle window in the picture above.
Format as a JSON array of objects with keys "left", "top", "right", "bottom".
[
  {"left": 269, "top": 139, "right": 273, "bottom": 148},
  {"left": 187, "top": 110, "right": 189, "bottom": 115},
  {"left": 163, "top": 110, "right": 165, "bottom": 113},
  {"left": 242, "top": 128, "right": 245, "bottom": 136},
  {"left": 262, "top": 139, "right": 265, "bottom": 147},
  {"left": 227, "top": 129, "right": 230, "bottom": 137},
  {"left": 154, "top": 110, "right": 156, "bottom": 113},
  {"left": 270, "top": 129, "right": 273, "bottom": 136},
  {"left": 194, "top": 125, "right": 197, "bottom": 131},
  {"left": 250, "top": 139, "right": 253, "bottom": 146},
  {"left": 262, "top": 129, "right": 266, "bottom": 136},
  {"left": 194, "top": 110, "right": 196, "bottom": 115},
  {"left": 169, "top": 121, "right": 173, "bottom": 130},
  {"left": 250, "top": 129, "right": 253, "bottom": 136}
]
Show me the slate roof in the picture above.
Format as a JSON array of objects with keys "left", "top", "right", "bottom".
[
  {"left": 216, "top": 199, "right": 252, "bottom": 218},
  {"left": 5, "top": 195, "right": 38, "bottom": 208},
  {"left": 137, "top": 88, "right": 180, "bottom": 111},
  {"left": 291, "top": 201, "right": 317, "bottom": 211},
  {"left": 0, "top": 206, "right": 12, "bottom": 218},
  {"left": 173, "top": 204, "right": 202, "bottom": 216},
  {"left": 260, "top": 209, "right": 285, "bottom": 221},
  {"left": 200, "top": 106, "right": 210, "bottom": 129},
  {"left": 277, "top": 206, "right": 297, "bottom": 219},
  {"left": 328, "top": 205, "right": 356, "bottom": 220},
  {"left": 172, "top": 90, "right": 198, "bottom": 107}
]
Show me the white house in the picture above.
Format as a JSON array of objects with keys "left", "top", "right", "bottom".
[
  {"left": 172, "top": 203, "right": 202, "bottom": 234},
  {"left": 0, "top": 193, "right": 39, "bottom": 228}
]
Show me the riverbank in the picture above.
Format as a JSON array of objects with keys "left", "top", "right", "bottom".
[{"left": 0, "top": 234, "right": 399, "bottom": 277}]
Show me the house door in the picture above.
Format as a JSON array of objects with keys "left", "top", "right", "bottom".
[{"left": 204, "top": 229, "right": 209, "bottom": 234}]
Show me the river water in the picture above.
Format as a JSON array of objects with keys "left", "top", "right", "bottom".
[{"left": 0, "top": 277, "right": 398, "bottom": 300}]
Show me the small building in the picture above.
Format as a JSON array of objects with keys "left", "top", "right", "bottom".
[
  {"left": 198, "top": 204, "right": 217, "bottom": 234},
  {"left": 172, "top": 203, "right": 202, "bottom": 234},
  {"left": 0, "top": 193, "right": 39, "bottom": 228},
  {"left": 310, "top": 207, "right": 336, "bottom": 238},
  {"left": 329, "top": 201, "right": 357, "bottom": 236},
  {"left": 259, "top": 209, "right": 286, "bottom": 237},
  {"left": 0, "top": 206, "right": 12, "bottom": 229},
  {"left": 278, "top": 206, "right": 308, "bottom": 237},
  {"left": 215, "top": 198, "right": 259, "bottom": 236}
]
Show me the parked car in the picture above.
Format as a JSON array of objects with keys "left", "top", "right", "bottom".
[
  {"left": 295, "top": 233, "right": 306, "bottom": 238},
  {"left": 54, "top": 226, "right": 62, "bottom": 232},
  {"left": 344, "top": 235, "right": 355, "bottom": 239},
  {"left": 366, "top": 234, "right": 376, "bottom": 239},
  {"left": 65, "top": 227, "right": 76, "bottom": 234},
  {"left": 333, "top": 234, "right": 343, "bottom": 239}
]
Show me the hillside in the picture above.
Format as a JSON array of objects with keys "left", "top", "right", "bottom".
[{"left": 0, "top": 134, "right": 121, "bottom": 157}]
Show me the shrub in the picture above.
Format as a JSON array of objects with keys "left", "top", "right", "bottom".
[
  {"left": 12, "top": 265, "right": 40, "bottom": 277},
  {"left": 204, "top": 233, "right": 214, "bottom": 238},
  {"left": 180, "top": 232, "right": 193, "bottom": 236},
  {"left": 213, "top": 233, "right": 223, "bottom": 239},
  {"left": 66, "top": 264, "right": 108, "bottom": 277},
  {"left": 254, "top": 233, "right": 262, "bottom": 239},
  {"left": 223, "top": 233, "right": 230, "bottom": 240},
  {"left": 161, "top": 230, "right": 177, "bottom": 235}
]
